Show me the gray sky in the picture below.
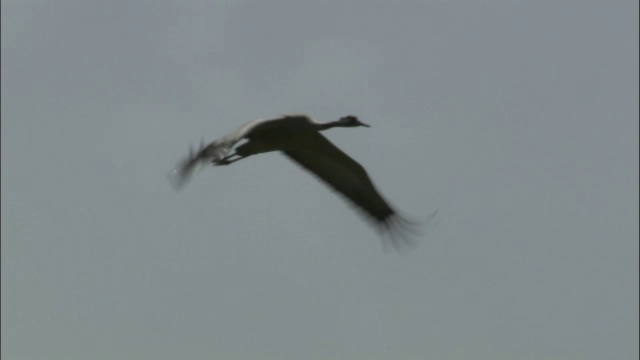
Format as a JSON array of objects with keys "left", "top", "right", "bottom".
[{"left": 2, "top": 1, "right": 637, "bottom": 359}]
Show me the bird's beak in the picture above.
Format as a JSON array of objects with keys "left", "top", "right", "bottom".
[{"left": 361, "top": 122, "right": 371, "bottom": 128}]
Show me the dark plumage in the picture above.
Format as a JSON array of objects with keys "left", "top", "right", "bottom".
[{"left": 170, "top": 114, "right": 420, "bottom": 247}]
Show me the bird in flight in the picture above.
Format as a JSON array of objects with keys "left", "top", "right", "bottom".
[{"left": 170, "top": 114, "right": 421, "bottom": 247}]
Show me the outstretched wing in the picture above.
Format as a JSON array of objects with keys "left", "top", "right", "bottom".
[{"left": 282, "top": 132, "right": 417, "bottom": 241}]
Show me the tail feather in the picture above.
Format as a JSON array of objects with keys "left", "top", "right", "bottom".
[
  {"left": 168, "top": 138, "right": 237, "bottom": 189},
  {"left": 168, "top": 151, "right": 201, "bottom": 190}
]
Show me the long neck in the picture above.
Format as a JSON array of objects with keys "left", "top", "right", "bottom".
[{"left": 317, "top": 121, "right": 341, "bottom": 131}]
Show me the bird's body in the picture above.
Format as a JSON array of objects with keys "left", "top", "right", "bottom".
[{"left": 171, "top": 114, "right": 419, "bottom": 246}]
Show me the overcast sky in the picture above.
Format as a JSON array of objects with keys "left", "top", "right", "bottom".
[{"left": 2, "top": 1, "right": 638, "bottom": 359}]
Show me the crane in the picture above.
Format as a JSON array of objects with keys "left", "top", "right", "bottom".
[{"left": 170, "top": 114, "right": 421, "bottom": 247}]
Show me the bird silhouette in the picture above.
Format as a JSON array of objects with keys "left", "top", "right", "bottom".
[{"left": 170, "top": 114, "right": 421, "bottom": 247}]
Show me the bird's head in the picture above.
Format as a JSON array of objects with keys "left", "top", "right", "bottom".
[{"left": 338, "top": 115, "right": 370, "bottom": 128}]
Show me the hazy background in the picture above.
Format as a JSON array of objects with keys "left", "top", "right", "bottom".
[{"left": 2, "top": 1, "right": 637, "bottom": 359}]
